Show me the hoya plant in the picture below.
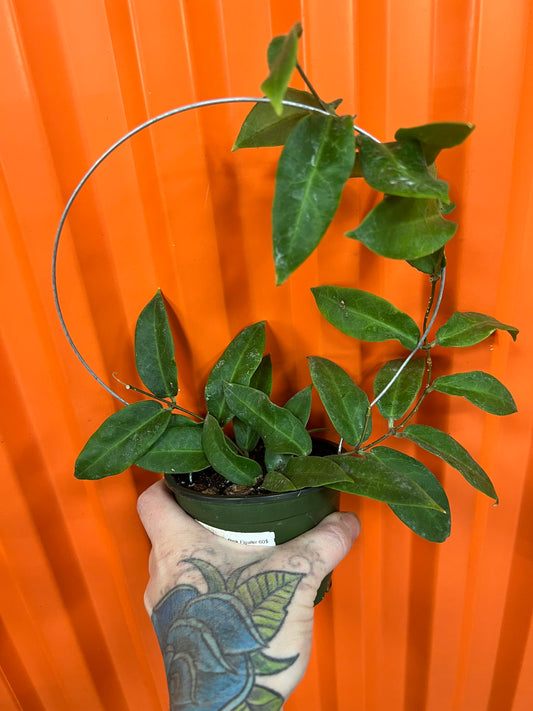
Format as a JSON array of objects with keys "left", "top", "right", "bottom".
[{"left": 74, "top": 25, "right": 518, "bottom": 542}]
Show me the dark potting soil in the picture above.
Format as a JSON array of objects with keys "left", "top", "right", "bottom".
[
  {"left": 172, "top": 469, "right": 269, "bottom": 497},
  {"left": 170, "top": 438, "right": 337, "bottom": 498}
]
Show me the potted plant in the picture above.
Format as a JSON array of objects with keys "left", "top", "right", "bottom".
[{"left": 62, "top": 24, "right": 518, "bottom": 578}]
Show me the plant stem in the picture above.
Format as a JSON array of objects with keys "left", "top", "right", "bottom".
[
  {"left": 296, "top": 62, "right": 331, "bottom": 112},
  {"left": 357, "top": 272, "right": 443, "bottom": 453},
  {"left": 112, "top": 374, "right": 204, "bottom": 421}
]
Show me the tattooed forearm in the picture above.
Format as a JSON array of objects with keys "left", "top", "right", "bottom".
[{"left": 151, "top": 558, "right": 303, "bottom": 711}]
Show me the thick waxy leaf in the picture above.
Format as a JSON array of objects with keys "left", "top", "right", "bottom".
[
  {"left": 273, "top": 113, "right": 355, "bottom": 284},
  {"left": 75, "top": 401, "right": 171, "bottom": 480},
  {"left": 233, "top": 355, "right": 273, "bottom": 452},
  {"left": 261, "top": 470, "right": 298, "bottom": 492},
  {"left": 284, "top": 455, "right": 352, "bottom": 488},
  {"left": 347, "top": 196, "right": 457, "bottom": 260},
  {"left": 168, "top": 413, "right": 201, "bottom": 427},
  {"left": 407, "top": 247, "right": 446, "bottom": 275},
  {"left": 401, "top": 424, "right": 498, "bottom": 501},
  {"left": 312, "top": 285, "right": 420, "bottom": 350},
  {"left": 260, "top": 23, "right": 302, "bottom": 115},
  {"left": 135, "top": 290, "right": 177, "bottom": 398},
  {"left": 233, "top": 417, "right": 260, "bottom": 453},
  {"left": 250, "top": 354, "right": 273, "bottom": 395},
  {"left": 235, "top": 569, "right": 304, "bottom": 640},
  {"left": 202, "top": 414, "right": 261, "bottom": 486},
  {"left": 372, "top": 447, "right": 450, "bottom": 542},
  {"left": 234, "top": 88, "right": 337, "bottom": 149},
  {"left": 373, "top": 357, "right": 426, "bottom": 419},
  {"left": 436, "top": 311, "right": 519, "bottom": 347},
  {"left": 358, "top": 137, "right": 449, "bottom": 200},
  {"left": 263, "top": 450, "right": 291, "bottom": 474},
  {"left": 266, "top": 35, "right": 286, "bottom": 69},
  {"left": 223, "top": 383, "right": 312, "bottom": 456},
  {"left": 432, "top": 371, "right": 517, "bottom": 415},
  {"left": 395, "top": 122, "right": 475, "bottom": 165},
  {"left": 205, "top": 322, "right": 265, "bottom": 425},
  {"left": 284, "top": 385, "right": 313, "bottom": 425},
  {"left": 326, "top": 454, "right": 444, "bottom": 510},
  {"left": 136, "top": 425, "right": 208, "bottom": 473},
  {"left": 308, "top": 356, "right": 370, "bottom": 445}
]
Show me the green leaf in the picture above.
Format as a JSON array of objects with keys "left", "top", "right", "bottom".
[
  {"left": 233, "top": 88, "right": 334, "bottom": 149},
  {"left": 261, "top": 23, "right": 302, "bottom": 115},
  {"left": 261, "top": 386, "right": 313, "bottom": 475},
  {"left": 358, "top": 137, "right": 449, "bottom": 200},
  {"left": 135, "top": 290, "right": 177, "bottom": 398},
  {"left": 261, "top": 470, "right": 298, "bottom": 492},
  {"left": 184, "top": 558, "right": 227, "bottom": 593},
  {"left": 168, "top": 413, "right": 201, "bottom": 427},
  {"left": 347, "top": 196, "right": 457, "bottom": 260},
  {"left": 312, "top": 285, "right": 420, "bottom": 350},
  {"left": 266, "top": 36, "right": 286, "bottom": 69},
  {"left": 371, "top": 447, "right": 450, "bottom": 542},
  {"left": 308, "top": 356, "right": 370, "bottom": 445},
  {"left": 284, "top": 455, "right": 352, "bottom": 488},
  {"left": 395, "top": 122, "right": 475, "bottom": 165},
  {"left": 407, "top": 247, "right": 446, "bottom": 275},
  {"left": 233, "top": 417, "right": 260, "bottom": 453},
  {"left": 224, "top": 383, "right": 312, "bottom": 456},
  {"left": 250, "top": 650, "right": 299, "bottom": 675},
  {"left": 327, "top": 454, "right": 445, "bottom": 510},
  {"left": 436, "top": 311, "right": 519, "bottom": 347},
  {"left": 136, "top": 425, "right": 209, "bottom": 473},
  {"left": 243, "top": 684, "right": 285, "bottom": 711},
  {"left": 284, "top": 385, "right": 313, "bottom": 425},
  {"left": 205, "top": 322, "right": 266, "bottom": 425},
  {"left": 251, "top": 354, "right": 273, "bottom": 395},
  {"left": 202, "top": 414, "right": 262, "bottom": 486},
  {"left": 432, "top": 371, "right": 517, "bottom": 415},
  {"left": 273, "top": 113, "right": 355, "bottom": 284},
  {"left": 235, "top": 569, "right": 304, "bottom": 641},
  {"left": 234, "top": 355, "right": 273, "bottom": 452},
  {"left": 373, "top": 357, "right": 426, "bottom": 419},
  {"left": 75, "top": 401, "right": 171, "bottom": 480},
  {"left": 401, "top": 424, "right": 498, "bottom": 501}
]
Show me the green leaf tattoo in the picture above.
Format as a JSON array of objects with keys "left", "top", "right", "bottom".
[{"left": 151, "top": 558, "right": 303, "bottom": 711}]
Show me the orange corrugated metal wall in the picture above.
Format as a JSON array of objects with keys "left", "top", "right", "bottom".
[{"left": 1, "top": 0, "right": 532, "bottom": 709}]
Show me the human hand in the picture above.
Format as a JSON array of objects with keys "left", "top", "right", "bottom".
[{"left": 137, "top": 480, "right": 360, "bottom": 711}]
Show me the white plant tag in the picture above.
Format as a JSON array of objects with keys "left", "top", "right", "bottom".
[{"left": 198, "top": 521, "right": 276, "bottom": 546}]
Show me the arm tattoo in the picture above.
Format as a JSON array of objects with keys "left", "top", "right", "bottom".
[{"left": 151, "top": 558, "right": 304, "bottom": 711}]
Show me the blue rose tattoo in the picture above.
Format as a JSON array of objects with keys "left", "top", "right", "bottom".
[{"left": 151, "top": 558, "right": 304, "bottom": 711}]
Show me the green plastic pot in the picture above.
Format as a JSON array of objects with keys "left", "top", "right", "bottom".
[{"left": 164, "top": 476, "right": 340, "bottom": 604}]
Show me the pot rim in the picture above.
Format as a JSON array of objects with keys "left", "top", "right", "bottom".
[{"left": 164, "top": 473, "right": 330, "bottom": 504}]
